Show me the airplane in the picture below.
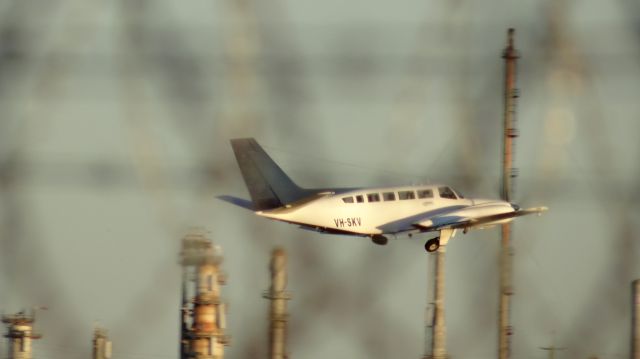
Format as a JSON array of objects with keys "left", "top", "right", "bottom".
[{"left": 219, "top": 138, "right": 547, "bottom": 252}]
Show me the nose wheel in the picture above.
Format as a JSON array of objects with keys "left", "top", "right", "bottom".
[{"left": 425, "top": 237, "right": 440, "bottom": 252}]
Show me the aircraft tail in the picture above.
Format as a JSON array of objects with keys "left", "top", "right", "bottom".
[{"left": 230, "top": 138, "right": 307, "bottom": 211}]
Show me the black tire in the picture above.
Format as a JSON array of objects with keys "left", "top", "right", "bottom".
[
  {"left": 425, "top": 238, "right": 440, "bottom": 252},
  {"left": 371, "top": 234, "right": 388, "bottom": 246}
]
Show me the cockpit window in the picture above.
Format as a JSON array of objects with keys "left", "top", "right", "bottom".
[
  {"left": 398, "top": 190, "right": 416, "bottom": 200},
  {"left": 342, "top": 196, "right": 354, "bottom": 203},
  {"left": 417, "top": 189, "right": 433, "bottom": 199},
  {"left": 367, "top": 193, "right": 380, "bottom": 202},
  {"left": 438, "top": 186, "right": 457, "bottom": 199},
  {"left": 454, "top": 189, "right": 464, "bottom": 198},
  {"left": 355, "top": 195, "right": 364, "bottom": 203},
  {"left": 382, "top": 192, "right": 396, "bottom": 201}
]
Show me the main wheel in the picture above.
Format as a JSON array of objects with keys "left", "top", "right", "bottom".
[
  {"left": 425, "top": 238, "right": 440, "bottom": 252},
  {"left": 371, "top": 234, "right": 388, "bottom": 246}
]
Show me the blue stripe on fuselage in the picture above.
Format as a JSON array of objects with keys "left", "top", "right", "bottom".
[{"left": 375, "top": 205, "right": 468, "bottom": 234}]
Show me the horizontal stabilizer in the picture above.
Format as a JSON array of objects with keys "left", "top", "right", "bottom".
[{"left": 216, "top": 195, "right": 255, "bottom": 211}]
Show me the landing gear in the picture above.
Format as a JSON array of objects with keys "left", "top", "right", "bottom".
[
  {"left": 425, "top": 237, "right": 440, "bottom": 252},
  {"left": 371, "top": 234, "right": 388, "bottom": 246}
]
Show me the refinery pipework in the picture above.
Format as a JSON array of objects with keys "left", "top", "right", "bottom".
[
  {"left": 179, "top": 231, "right": 230, "bottom": 359},
  {"left": 2, "top": 311, "right": 42, "bottom": 359}
]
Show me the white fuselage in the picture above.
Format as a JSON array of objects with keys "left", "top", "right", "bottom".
[{"left": 256, "top": 184, "right": 515, "bottom": 236}]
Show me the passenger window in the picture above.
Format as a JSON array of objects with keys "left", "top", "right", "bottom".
[
  {"left": 355, "top": 195, "right": 364, "bottom": 203},
  {"left": 417, "top": 189, "right": 433, "bottom": 199},
  {"left": 367, "top": 193, "right": 380, "bottom": 202},
  {"left": 382, "top": 192, "right": 396, "bottom": 201},
  {"left": 398, "top": 190, "right": 416, "bottom": 200},
  {"left": 438, "top": 186, "right": 457, "bottom": 199},
  {"left": 342, "top": 196, "right": 354, "bottom": 203}
]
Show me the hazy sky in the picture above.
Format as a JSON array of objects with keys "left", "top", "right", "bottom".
[{"left": 1, "top": 0, "right": 639, "bottom": 358}]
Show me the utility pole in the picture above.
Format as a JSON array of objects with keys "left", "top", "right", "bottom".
[
  {"left": 498, "top": 28, "right": 519, "bottom": 359},
  {"left": 263, "top": 247, "right": 291, "bottom": 359}
]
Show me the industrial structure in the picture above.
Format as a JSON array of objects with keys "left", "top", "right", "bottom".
[
  {"left": 423, "top": 28, "right": 521, "bottom": 359},
  {"left": 92, "top": 327, "right": 112, "bottom": 359},
  {"left": 179, "top": 231, "right": 230, "bottom": 359},
  {"left": 263, "top": 247, "right": 292, "bottom": 359},
  {"left": 2, "top": 311, "right": 42, "bottom": 359},
  {"left": 423, "top": 246, "right": 449, "bottom": 359},
  {"left": 499, "top": 28, "right": 519, "bottom": 359},
  {"left": 539, "top": 344, "right": 566, "bottom": 359},
  {"left": 633, "top": 279, "right": 640, "bottom": 359}
]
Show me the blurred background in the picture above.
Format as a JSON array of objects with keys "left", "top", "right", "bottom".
[{"left": 0, "top": 0, "right": 639, "bottom": 358}]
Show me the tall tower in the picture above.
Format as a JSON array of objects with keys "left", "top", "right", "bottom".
[
  {"left": 180, "top": 231, "right": 230, "bottom": 359},
  {"left": 424, "top": 229, "right": 455, "bottom": 359},
  {"left": 263, "top": 247, "right": 291, "bottom": 359},
  {"left": 2, "top": 312, "right": 41, "bottom": 359},
  {"left": 92, "top": 327, "right": 112, "bottom": 359},
  {"left": 498, "top": 28, "right": 519, "bottom": 359}
]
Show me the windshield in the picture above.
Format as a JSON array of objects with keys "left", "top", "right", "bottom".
[{"left": 438, "top": 186, "right": 457, "bottom": 200}]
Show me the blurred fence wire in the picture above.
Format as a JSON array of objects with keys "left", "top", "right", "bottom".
[{"left": 0, "top": 1, "right": 639, "bottom": 359}]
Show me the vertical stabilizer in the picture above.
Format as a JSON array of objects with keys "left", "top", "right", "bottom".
[{"left": 230, "top": 138, "right": 306, "bottom": 211}]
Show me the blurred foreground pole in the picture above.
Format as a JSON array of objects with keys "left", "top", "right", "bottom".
[
  {"left": 92, "top": 327, "right": 112, "bottom": 359},
  {"left": 499, "top": 28, "right": 519, "bottom": 359},
  {"left": 263, "top": 248, "right": 291, "bottom": 359},
  {"left": 2, "top": 311, "right": 41, "bottom": 359},
  {"left": 633, "top": 279, "right": 640, "bottom": 359}
]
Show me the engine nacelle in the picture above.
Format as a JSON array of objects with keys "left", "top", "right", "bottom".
[{"left": 371, "top": 234, "right": 388, "bottom": 246}]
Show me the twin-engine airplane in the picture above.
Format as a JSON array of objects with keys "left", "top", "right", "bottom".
[{"left": 220, "top": 138, "right": 547, "bottom": 252}]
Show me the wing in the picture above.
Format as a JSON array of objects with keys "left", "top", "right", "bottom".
[{"left": 413, "top": 206, "right": 548, "bottom": 232}]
